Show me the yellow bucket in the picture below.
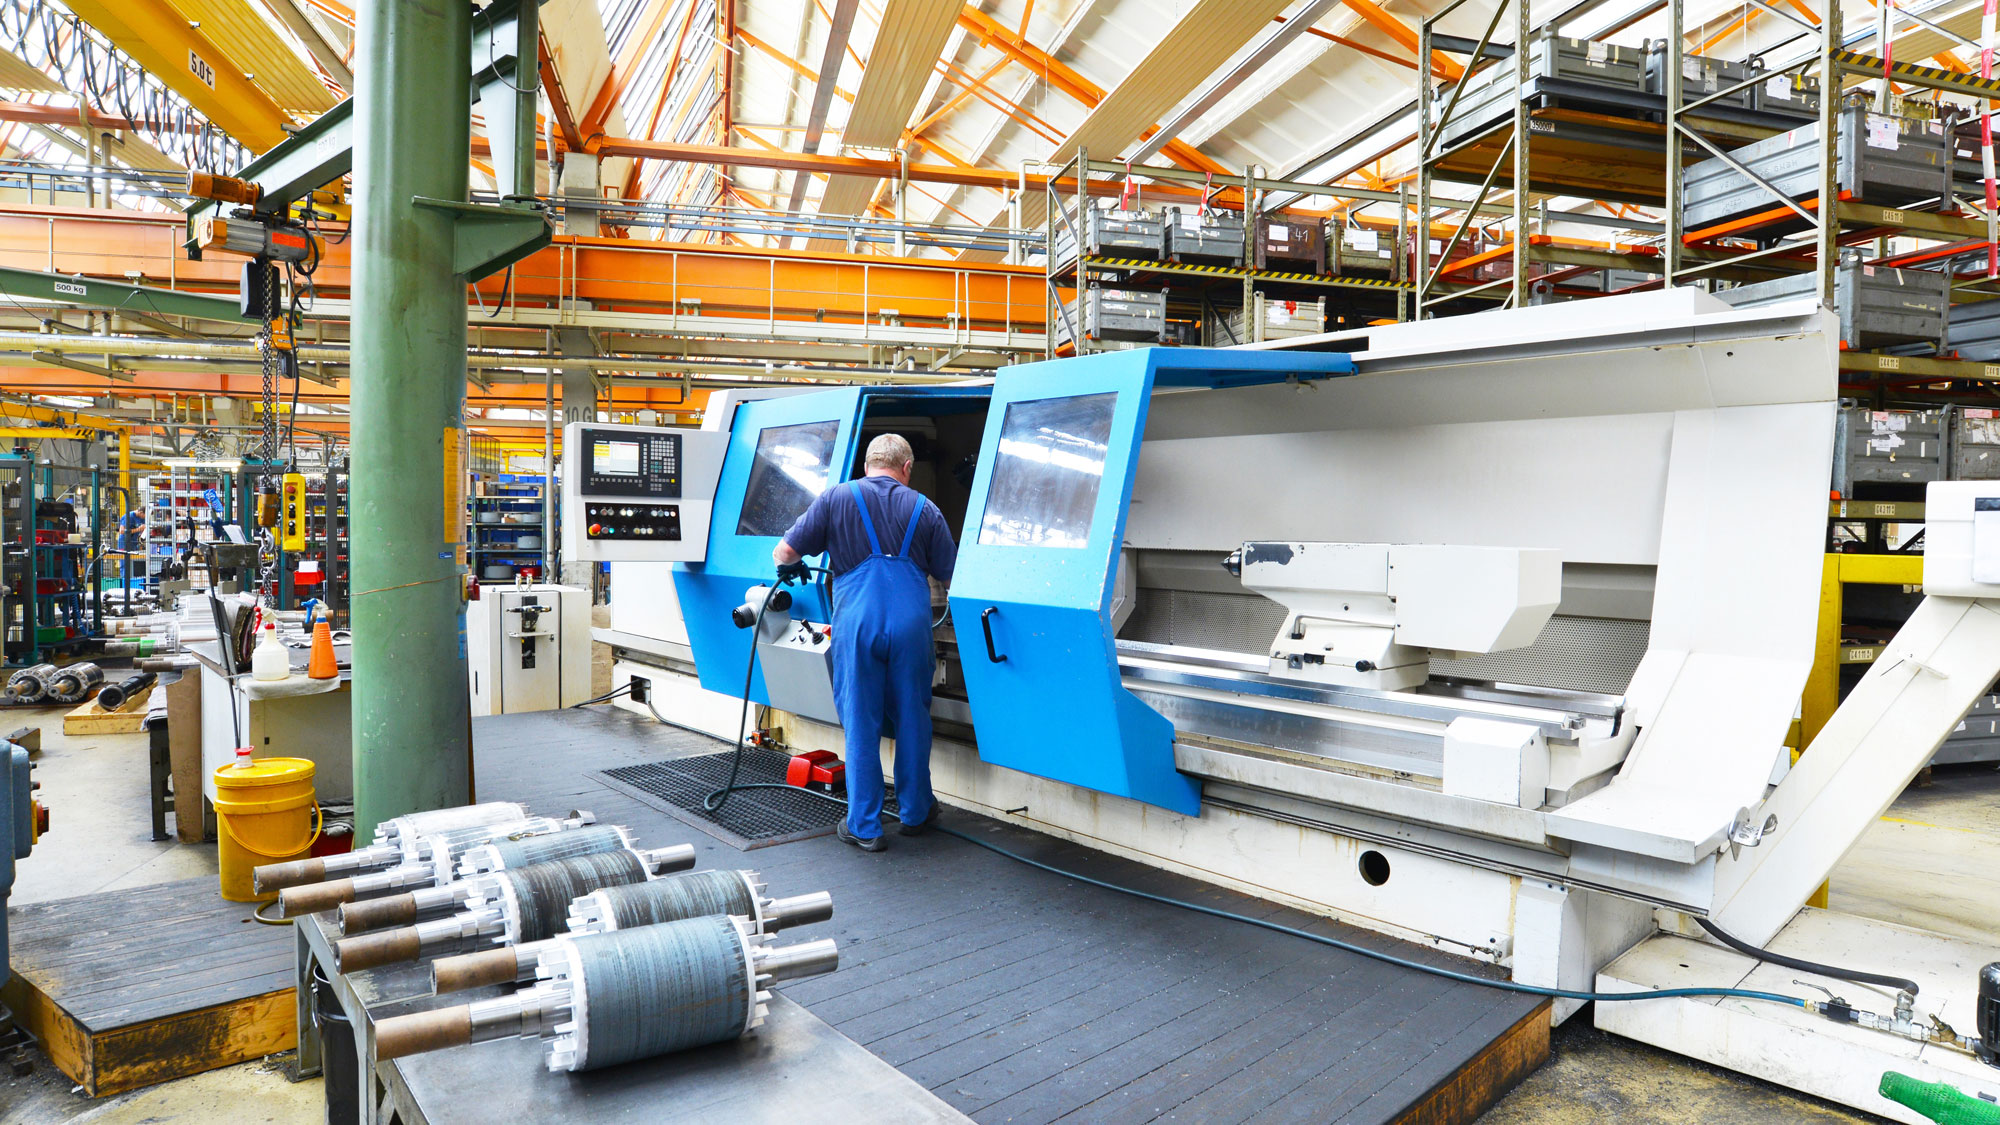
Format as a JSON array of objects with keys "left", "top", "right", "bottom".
[{"left": 213, "top": 756, "right": 321, "bottom": 903}]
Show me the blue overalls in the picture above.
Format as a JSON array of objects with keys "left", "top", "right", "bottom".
[{"left": 832, "top": 483, "right": 936, "bottom": 841}]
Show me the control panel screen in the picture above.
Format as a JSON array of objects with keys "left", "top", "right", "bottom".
[
  {"left": 581, "top": 427, "right": 681, "bottom": 498},
  {"left": 596, "top": 440, "right": 640, "bottom": 476}
]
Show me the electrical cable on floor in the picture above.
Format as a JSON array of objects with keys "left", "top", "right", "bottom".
[
  {"left": 569, "top": 683, "right": 634, "bottom": 708},
  {"left": 1695, "top": 915, "right": 1920, "bottom": 997},
  {"left": 252, "top": 899, "right": 292, "bottom": 926},
  {"left": 703, "top": 568, "right": 827, "bottom": 815}
]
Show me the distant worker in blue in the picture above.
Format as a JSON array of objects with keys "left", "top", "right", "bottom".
[{"left": 774, "top": 434, "right": 956, "bottom": 853}]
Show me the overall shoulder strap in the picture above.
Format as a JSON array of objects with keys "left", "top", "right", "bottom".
[
  {"left": 850, "top": 480, "right": 885, "bottom": 554},
  {"left": 895, "top": 492, "right": 925, "bottom": 558}
]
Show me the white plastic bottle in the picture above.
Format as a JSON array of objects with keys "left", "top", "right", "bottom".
[{"left": 251, "top": 618, "right": 290, "bottom": 681}]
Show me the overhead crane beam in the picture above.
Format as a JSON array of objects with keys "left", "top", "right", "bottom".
[
  {"left": 954, "top": 5, "right": 1227, "bottom": 176},
  {"left": 61, "top": 0, "right": 296, "bottom": 152}
]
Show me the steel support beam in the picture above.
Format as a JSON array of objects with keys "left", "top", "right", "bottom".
[
  {"left": 784, "top": 0, "right": 862, "bottom": 218},
  {"left": 0, "top": 265, "right": 250, "bottom": 325},
  {"left": 61, "top": 0, "right": 295, "bottom": 152},
  {"left": 271, "top": 0, "right": 355, "bottom": 90},
  {"left": 1127, "top": 0, "right": 1342, "bottom": 164},
  {"left": 349, "top": 0, "right": 474, "bottom": 833}
]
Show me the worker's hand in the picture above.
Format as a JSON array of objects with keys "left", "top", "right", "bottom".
[{"left": 776, "top": 560, "right": 811, "bottom": 586}]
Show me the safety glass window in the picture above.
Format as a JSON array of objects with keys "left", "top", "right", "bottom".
[
  {"left": 977, "top": 392, "right": 1117, "bottom": 549},
  {"left": 736, "top": 419, "right": 842, "bottom": 536}
]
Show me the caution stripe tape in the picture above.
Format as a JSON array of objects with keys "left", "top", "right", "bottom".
[
  {"left": 1079, "top": 256, "right": 1410, "bottom": 290},
  {"left": 1833, "top": 50, "right": 2000, "bottom": 94}
]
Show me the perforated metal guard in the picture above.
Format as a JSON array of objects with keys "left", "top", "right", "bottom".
[{"left": 592, "top": 750, "right": 847, "bottom": 851}]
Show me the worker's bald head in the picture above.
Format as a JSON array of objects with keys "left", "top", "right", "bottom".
[{"left": 864, "top": 434, "right": 915, "bottom": 482}]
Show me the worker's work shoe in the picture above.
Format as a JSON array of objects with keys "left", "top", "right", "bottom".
[
  {"left": 897, "top": 805, "right": 938, "bottom": 837},
  {"left": 836, "top": 821, "right": 886, "bottom": 853}
]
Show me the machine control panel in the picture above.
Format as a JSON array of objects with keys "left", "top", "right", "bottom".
[
  {"left": 561, "top": 421, "right": 727, "bottom": 564},
  {"left": 583, "top": 502, "right": 682, "bottom": 542},
  {"left": 577, "top": 427, "right": 683, "bottom": 498}
]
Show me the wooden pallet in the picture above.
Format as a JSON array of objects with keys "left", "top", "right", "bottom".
[
  {"left": 61, "top": 686, "right": 154, "bottom": 735},
  {"left": 0, "top": 877, "right": 296, "bottom": 1096}
]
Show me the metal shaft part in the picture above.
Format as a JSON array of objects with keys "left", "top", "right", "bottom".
[
  {"left": 338, "top": 881, "right": 471, "bottom": 934},
  {"left": 764, "top": 892, "right": 835, "bottom": 930},
  {"left": 752, "top": 937, "right": 840, "bottom": 982}
]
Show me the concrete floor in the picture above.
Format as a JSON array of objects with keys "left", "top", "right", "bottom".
[{"left": 1, "top": 636, "right": 1992, "bottom": 1122}]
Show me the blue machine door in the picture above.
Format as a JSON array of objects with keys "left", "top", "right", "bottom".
[
  {"left": 674, "top": 389, "right": 862, "bottom": 701},
  {"left": 948, "top": 351, "right": 1200, "bottom": 815}
]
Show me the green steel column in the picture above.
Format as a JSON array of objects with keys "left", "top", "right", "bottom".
[{"left": 349, "top": 0, "right": 473, "bottom": 835}]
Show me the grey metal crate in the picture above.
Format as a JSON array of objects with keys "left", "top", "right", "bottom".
[
  {"left": 1054, "top": 287, "right": 1167, "bottom": 346},
  {"left": 1935, "top": 690, "right": 2000, "bottom": 764},
  {"left": 1945, "top": 296, "right": 2000, "bottom": 362},
  {"left": 1756, "top": 72, "right": 1819, "bottom": 121},
  {"left": 1208, "top": 295, "right": 1326, "bottom": 345},
  {"left": 1682, "top": 105, "right": 1950, "bottom": 229},
  {"left": 1715, "top": 261, "right": 1946, "bottom": 351},
  {"left": 1644, "top": 43, "right": 1759, "bottom": 113},
  {"left": 1165, "top": 208, "right": 1245, "bottom": 265},
  {"left": 1832, "top": 405, "right": 1948, "bottom": 490},
  {"left": 1950, "top": 406, "right": 2000, "bottom": 481},
  {"left": 1438, "top": 30, "right": 1649, "bottom": 148},
  {"left": 1051, "top": 208, "right": 1166, "bottom": 263}
]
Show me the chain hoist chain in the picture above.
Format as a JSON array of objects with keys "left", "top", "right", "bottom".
[{"left": 261, "top": 262, "right": 279, "bottom": 463}]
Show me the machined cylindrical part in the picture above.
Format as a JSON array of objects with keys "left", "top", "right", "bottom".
[
  {"left": 5, "top": 664, "right": 55, "bottom": 702},
  {"left": 437, "top": 872, "right": 834, "bottom": 994},
  {"left": 454, "top": 824, "right": 634, "bottom": 876},
  {"left": 338, "top": 881, "right": 469, "bottom": 935},
  {"left": 764, "top": 892, "right": 835, "bottom": 931},
  {"left": 254, "top": 840, "right": 404, "bottom": 893},
  {"left": 280, "top": 877, "right": 362, "bottom": 918},
  {"left": 753, "top": 937, "right": 840, "bottom": 983},
  {"left": 373, "top": 802, "right": 531, "bottom": 847},
  {"left": 406, "top": 812, "right": 597, "bottom": 881},
  {"left": 95, "top": 670, "right": 157, "bottom": 711},
  {"left": 47, "top": 663, "right": 104, "bottom": 704},
  {"left": 391, "top": 918, "right": 841, "bottom": 1072},
  {"left": 336, "top": 850, "right": 655, "bottom": 971}
]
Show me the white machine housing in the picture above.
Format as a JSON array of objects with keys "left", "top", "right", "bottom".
[
  {"left": 468, "top": 582, "right": 591, "bottom": 715},
  {"left": 560, "top": 421, "right": 728, "bottom": 564},
  {"left": 1236, "top": 542, "right": 1563, "bottom": 691}
]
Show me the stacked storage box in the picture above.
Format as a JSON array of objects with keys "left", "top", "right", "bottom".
[
  {"left": 1644, "top": 44, "right": 1759, "bottom": 113},
  {"left": 1437, "top": 29, "right": 1649, "bottom": 148},
  {"left": 1054, "top": 287, "right": 1168, "bottom": 347},
  {"left": 1207, "top": 296, "right": 1327, "bottom": 345},
  {"left": 1051, "top": 207, "right": 1167, "bottom": 264},
  {"left": 1945, "top": 296, "right": 2000, "bottom": 362},
  {"left": 1165, "top": 208, "right": 1246, "bottom": 265},
  {"left": 1326, "top": 224, "right": 1398, "bottom": 278},
  {"left": 1253, "top": 217, "right": 1326, "bottom": 273},
  {"left": 1951, "top": 406, "right": 2000, "bottom": 481},
  {"left": 1682, "top": 105, "right": 1951, "bottom": 229},
  {"left": 1831, "top": 405, "right": 1949, "bottom": 491},
  {"left": 1715, "top": 260, "right": 1947, "bottom": 351}
]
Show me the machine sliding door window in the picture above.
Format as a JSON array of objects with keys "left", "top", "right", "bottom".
[
  {"left": 735, "top": 420, "right": 842, "bottom": 536},
  {"left": 976, "top": 392, "right": 1117, "bottom": 549}
]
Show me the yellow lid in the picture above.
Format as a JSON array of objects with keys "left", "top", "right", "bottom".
[{"left": 213, "top": 756, "right": 316, "bottom": 789}]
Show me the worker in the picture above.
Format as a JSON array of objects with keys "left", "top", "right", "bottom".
[{"left": 773, "top": 434, "right": 956, "bottom": 853}]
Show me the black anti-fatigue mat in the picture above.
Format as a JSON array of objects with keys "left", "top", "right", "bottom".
[{"left": 593, "top": 747, "right": 847, "bottom": 849}]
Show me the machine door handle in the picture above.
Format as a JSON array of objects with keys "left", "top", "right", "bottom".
[{"left": 980, "top": 607, "right": 1007, "bottom": 664}]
